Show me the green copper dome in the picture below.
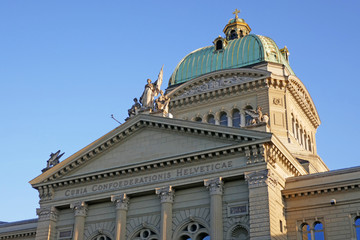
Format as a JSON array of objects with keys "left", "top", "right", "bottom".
[{"left": 169, "top": 34, "right": 294, "bottom": 86}]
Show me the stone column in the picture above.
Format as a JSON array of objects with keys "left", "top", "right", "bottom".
[
  {"left": 70, "top": 201, "right": 88, "bottom": 240},
  {"left": 204, "top": 177, "right": 224, "bottom": 240},
  {"left": 111, "top": 194, "right": 129, "bottom": 240},
  {"left": 227, "top": 115, "right": 233, "bottom": 127},
  {"left": 156, "top": 186, "right": 175, "bottom": 240},
  {"left": 35, "top": 206, "right": 58, "bottom": 240}
]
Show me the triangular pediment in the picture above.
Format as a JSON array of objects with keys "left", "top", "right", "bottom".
[{"left": 30, "top": 114, "right": 271, "bottom": 186}]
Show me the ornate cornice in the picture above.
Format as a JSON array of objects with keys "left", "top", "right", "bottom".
[
  {"left": 36, "top": 206, "right": 58, "bottom": 221},
  {"left": 245, "top": 169, "right": 277, "bottom": 189},
  {"left": 111, "top": 193, "right": 129, "bottom": 210},
  {"left": 70, "top": 201, "right": 88, "bottom": 217},
  {"left": 155, "top": 186, "right": 175, "bottom": 203},
  {"left": 204, "top": 177, "right": 224, "bottom": 195},
  {"left": 283, "top": 180, "right": 360, "bottom": 199},
  {"left": 287, "top": 77, "right": 320, "bottom": 128},
  {"left": 0, "top": 231, "right": 36, "bottom": 239}
]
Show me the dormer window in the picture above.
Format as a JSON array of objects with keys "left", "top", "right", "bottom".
[
  {"left": 213, "top": 36, "right": 227, "bottom": 51},
  {"left": 216, "top": 40, "right": 223, "bottom": 50}
]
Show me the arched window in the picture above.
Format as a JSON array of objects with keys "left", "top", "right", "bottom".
[
  {"left": 300, "top": 223, "right": 311, "bottom": 240},
  {"left": 177, "top": 222, "right": 209, "bottom": 240},
  {"left": 308, "top": 138, "right": 312, "bottom": 152},
  {"left": 216, "top": 40, "right": 223, "bottom": 50},
  {"left": 355, "top": 217, "right": 360, "bottom": 240},
  {"left": 239, "top": 30, "right": 243, "bottom": 37},
  {"left": 219, "top": 112, "right": 228, "bottom": 126},
  {"left": 314, "top": 222, "right": 324, "bottom": 239},
  {"left": 207, "top": 114, "right": 215, "bottom": 124},
  {"left": 131, "top": 228, "right": 158, "bottom": 240},
  {"left": 229, "top": 30, "right": 238, "bottom": 40},
  {"left": 194, "top": 117, "right": 202, "bottom": 122},
  {"left": 92, "top": 234, "right": 111, "bottom": 240},
  {"left": 232, "top": 109, "right": 241, "bottom": 128}
]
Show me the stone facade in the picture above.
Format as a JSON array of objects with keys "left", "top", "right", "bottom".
[{"left": 1, "top": 11, "right": 360, "bottom": 240}]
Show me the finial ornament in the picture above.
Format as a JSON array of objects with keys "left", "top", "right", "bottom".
[{"left": 233, "top": 9, "right": 240, "bottom": 19}]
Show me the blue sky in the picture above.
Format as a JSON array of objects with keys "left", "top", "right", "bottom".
[{"left": 0, "top": 1, "right": 359, "bottom": 222}]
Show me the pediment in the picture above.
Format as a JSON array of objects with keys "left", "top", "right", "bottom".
[
  {"left": 30, "top": 114, "right": 271, "bottom": 186},
  {"left": 167, "top": 68, "right": 270, "bottom": 100}
]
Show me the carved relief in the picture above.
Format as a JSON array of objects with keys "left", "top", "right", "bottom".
[
  {"left": 273, "top": 97, "right": 282, "bottom": 106},
  {"left": 177, "top": 76, "right": 254, "bottom": 98},
  {"left": 224, "top": 215, "right": 249, "bottom": 240},
  {"left": 36, "top": 206, "right": 58, "bottom": 221}
]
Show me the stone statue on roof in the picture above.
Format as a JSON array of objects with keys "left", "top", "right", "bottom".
[{"left": 139, "top": 66, "right": 164, "bottom": 110}]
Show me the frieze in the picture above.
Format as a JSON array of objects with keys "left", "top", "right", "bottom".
[
  {"left": 55, "top": 159, "right": 243, "bottom": 200},
  {"left": 177, "top": 76, "right": 254, "bottom": 99}
]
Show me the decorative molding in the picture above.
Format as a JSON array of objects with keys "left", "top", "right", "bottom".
[
  {"left": 0, "top": 231, "right": 37, "bottom": 239},
  {"left": 287, "top": 78, "right": 320, "bottom": 128},
  {"left": 273, "top": 97, "right": 282, "bottom": 106},
  {"left": 111, "top": 193, "right": 129, "bottom": 210},
  {"left": 170, "top": 78, "right": 270, "bottom": 110},
  {"left": 177, "top": 75, "right": 255, "bottom": 99},
  {"left": 245, "top": 145, "right": 265, "bottom": 165},
  {"left": 70, "top": 201, "right": 88, "bottom": 217},
  {"left": 283, "top": 182, "right": 360, "bottom": 199},
  {"left": 155, "top": 186, "right": 175, "bottom": 203},
  {"left": 36, "top": 206, "right": 58, "bottom": 221},
  {"left": 245, "top": 169, "right": 278, "bottom": 189},
  {"left": 38, "top": 185, "right": 54, "bottom": 201},
  {"left": 204, "top": 177, "right": 224, "bottom": 195}
]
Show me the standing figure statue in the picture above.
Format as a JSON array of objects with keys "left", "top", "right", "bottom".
[{"left": 140, "top": 66, "right": 164, "bottom": 110}]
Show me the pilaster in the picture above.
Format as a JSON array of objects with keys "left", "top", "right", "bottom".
[
  {"left": 156, "top": 186, "right": 174, "bottom": 240},
  {"left": 204, "top": 177, "right": 224, "bottom": 240},
  {"left": 245, "top": 169, "right": 283, "bottom": 240},
  {"left": 35, "top": 206, "right": 58, "bottom": 240},
  {"left": 111, "top": 194, "right": 129, "bottom": 240}
]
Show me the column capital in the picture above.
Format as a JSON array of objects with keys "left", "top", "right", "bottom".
[
  {"left": 70, "top": 201, "right": 88, "bottom": 217},
  {"left": 36, "top": 206, "right": 59, "bottom": 221},
  {"left": 111, "top": 193, "right": 130, "bottom": 210},
  {"left": 245, "top": 169, "right": 277, "bottom": 188},
  {"left": 204, "top": 177, "right": 223, "bottom": 195},
  {"left": 156, "top": 186, "right": 175, "bottom": 203}
]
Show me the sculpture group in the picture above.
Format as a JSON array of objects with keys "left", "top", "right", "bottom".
[{"left": 128, "top": 66, "right": 170, "bottom": 118}]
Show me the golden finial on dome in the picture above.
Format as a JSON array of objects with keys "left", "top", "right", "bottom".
[{"left": 233, "top": 9, "right": 240, "bottom": 19}]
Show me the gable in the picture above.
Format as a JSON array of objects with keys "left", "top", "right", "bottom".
[
  {"left": 65, "top": 127, "right": 233, "bottom": 178},
  {"left": 30, "top": 114, "right": 272, "bottom": 186}
]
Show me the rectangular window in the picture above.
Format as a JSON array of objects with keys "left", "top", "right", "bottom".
[{"left": 58, "top": 229, "right": 72, "bottom": 240}]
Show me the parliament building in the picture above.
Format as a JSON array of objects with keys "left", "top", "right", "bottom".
[{"left": 1, "top": 10, "right": 360, "bottom": 240}]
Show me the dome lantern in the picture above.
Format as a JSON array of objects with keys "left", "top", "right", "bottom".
[{"left": 223, "top": 9, "right": 251, "bottom": 40}]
